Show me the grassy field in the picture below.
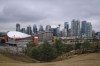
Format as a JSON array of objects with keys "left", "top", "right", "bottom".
[{"left": 0, "top": 53, "right": 100, "bottom": 66}]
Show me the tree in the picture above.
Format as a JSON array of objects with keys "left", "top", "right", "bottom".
[
  {"left": 75, "top": 43, "right": 81, "bottom": 50},
  {"left": 30, "top": 42, "right": 58, "bottom": 62},
  {"left": 54, "top": 38, "right": 64, "bottom": 54},
  {"left": 80, "top": 40, "right": 91, "bottom": 53},
  {"left": 25, "top": 41, "right": 36, "bottom": 55},
  {"left": 54, "top": 38, "right": 74, "bottom": 55}
]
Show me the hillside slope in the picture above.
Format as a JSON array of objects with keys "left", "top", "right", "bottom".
[{"left": 0, "top": 53, "right": 100, "bottom": 66}]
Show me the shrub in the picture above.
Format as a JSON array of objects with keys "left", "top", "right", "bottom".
[
  {"left": 75, "top": 43, "right": 81, "bottom": 50},
  {"left": 80, "top": 41, "right": 91, "bottom": 53},
  {"left": 30, "top": 42, "right": 58, "bottom": 62},
  {"left": 54, "top": 38, "right": 74, "bottom": 55},
  {"left": 25, "top": 41, "right": 36, "bottom": 55}
]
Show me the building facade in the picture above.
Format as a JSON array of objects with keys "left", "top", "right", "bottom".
[
  {"left": 33, "top": 24, "right": 38, "bottom": 34},
  {"left": 39, "top": 25, "right": 44, "bottom": 33},
  {"left": 27, "top": 26, "right": 32, "bottom": 35},
  {"left": 81, "top": 21, "right": 92, "bottom": 39},
  {"left": 71, "top": 19, "right": 81, "bottom": 38},
  {"left": 16, "top": 23, "right": 20, "bottom": 32},
  {"left": 86, "top": 22, "right": 92, "bottom": 39},
  {"left": 21, "top": 28, "right": 26, "bottom": 33},
  {"left": 64, "top": 22, "right": 69, "bottom": 36},
  {"left": 45, "top": 25, "right": 51, "bottom": 32}
]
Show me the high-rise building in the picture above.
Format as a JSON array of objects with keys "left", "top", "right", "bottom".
[
  {"left": 56, "top": 27, "right": 60, "bottom": 37},
  {"left": 51, "top": 28, "right": 58, "bottom": 36},
  {"left": 21, "top": 28, "right": 26, "bottom": 33},
  {"left": 64, "top": 22, "right": 69, "bottom": 36},
  {"left": 81, "top": 21, "right": 92, "bottom": 39},
  {"left": 64, "top": 22, "right": 69, "bottom": 31},
  {"left": 16, "top": 23, "right": 20, "bottom": 32},
  {"left": 92, "top": 30, "right": 96, "bottom": 39},
  {"left": 71, "top": 19, "right": 80, "bottom": 38},
  {"left": 68, "top": 29, "right": 71, "bottom": 37},
  {"left": 81, "top": 21, "right": 87, "bottom": 36},
  {"left": 45, "top": 25, "right": 51, "bottom": 32},
  {"left": 39, "top": 25, "right": 44, "bottom": 33},
  {"left": 96, "top": 32, "right": 100, "bottom": 39},
  {"left": 62, "top": 28, "right": 67, "bottom": 37},
  {"left": 86, "top": 22, "right": 92, "bottom": 39},
  {"left": 27, "top": 25, "right": 32, "bottom": 35},
  {"left": 33, "top": 24, "right": 38, "bottom": 34}
]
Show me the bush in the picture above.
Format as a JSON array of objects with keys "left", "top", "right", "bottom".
[
  {"left": 25, "top": 41, "right": 36, "bottom": 55},
  {"left": 75, "top": 43, "right": 81, "bottom": 50},
  {"left": 54, "top": 38, "right": 74, "bottom": 55},
  {"left": 30, "top": 42, "right": 58, "bottom": 62},
  {"left": 80, "top": 41, "right": 91, "bottom": 53}
]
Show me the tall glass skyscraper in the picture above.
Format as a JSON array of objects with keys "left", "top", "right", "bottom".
[
  {"left": 86, "top": 22, "right": 92, "bottom": 39},
  {"left": 81, "top": 21, "right": 87, "bottom": 38},
  {"left": 27, "top": 25, "right": 32, "bottom": 35},
  {"left": 81, "top": 21, "right": 92, "bottom": 39},
  {"left": 21, "top": 28, "right": 26, "bottom": 33},
  {"left": 39, "top": 25, "right": 44, "bottom": 33},
  {"left": 64, "top": 22, "right": 69, "bottom": 31},
  {"left": 45, "top": 25, "right": 51, "bottom": 32},
  {"left": 33, "top": 24, "right": 38, "bottom": 34},
  {"left": 64, "top": 22, "right": 69, "bottom": 36},
  {"left": 16, "top": 23, "right": 20, "bottom": 32},
  {"left": 71, "top": 19, "right": 80, "bottom": 37}
]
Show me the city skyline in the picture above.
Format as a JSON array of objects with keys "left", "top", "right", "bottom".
[
  {"left": 15, "top": 20, "right": 92, "bottom": 31},
  {"left": 16, "top": 19, "right": 93, "bottom": 39},
  {"left": 0, "top": 0, "right": 100, "bottom": 32}
]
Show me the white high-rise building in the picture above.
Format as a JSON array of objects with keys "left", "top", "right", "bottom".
[{"left": 71, "top": 19, "right": 81, "bottom": 38}]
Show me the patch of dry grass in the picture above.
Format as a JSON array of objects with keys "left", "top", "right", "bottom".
[
  {"left": 0, "top": 53, "right": 100, "bottom": 66},
  {"left": 0, "top": 53, "right": 37, "bottom": 63}
]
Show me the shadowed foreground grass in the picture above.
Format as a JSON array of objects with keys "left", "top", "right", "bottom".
[{"left": 0, "top": 53, "right": 100, "bottom": 66}]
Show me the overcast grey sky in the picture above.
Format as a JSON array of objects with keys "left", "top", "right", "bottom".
[{"left": 0, "top": 0, "right": 100, "bottom": 32}]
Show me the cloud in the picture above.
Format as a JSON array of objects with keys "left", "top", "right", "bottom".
[
  {"left": 0, "top": 0, "right": 100, "bottom": 32},
  {"left": 0, "top": 2, "right": 48, "bottom": 22}
]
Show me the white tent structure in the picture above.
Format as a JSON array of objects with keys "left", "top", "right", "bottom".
[{"left": 7, "top": 31, "right": 31, "bottom": 39}]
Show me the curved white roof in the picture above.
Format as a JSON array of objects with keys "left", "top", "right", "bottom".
[{"left": 7, "top": 31, "right": 31, "bottom": 39}]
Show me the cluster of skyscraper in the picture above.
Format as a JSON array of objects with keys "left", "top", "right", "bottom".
[
  {"left": 16, "top": 19, "right": 92, "bottom": 39},
  {"left": 16, "top": 24, "right": 52, "bottom": 35},
  {"left": 62, "top": 19, "right": 92, "bottom": 39}
]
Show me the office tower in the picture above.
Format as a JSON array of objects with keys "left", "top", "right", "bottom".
[
  {"left": 56, "top": 27, "right": 60, "bottom": 37},
  {"left": 71, "top": 19, "right": 80, "bottom": 38},
  {"left": 27, "top": 25, "right": 32, "bottom": 35},
  {"left": 81, "top": 21, "right": 87, "bottom": 37},
  {"left": 86, "top": 22, "right": 92, "bottom": 39},
  {"left": 96, "top": 32, "right": 100, "bottom": 39},
  {"left": 39, "top": 25, "right": 44, "bottom": 33},
  {"left": 45, "top": 25, "right": 51, "bottom": 32},
  {"left": 33, "top": 24, "right": 38, "bottom": 34},
  {"left": 64, "top": 22, "right": 69, "bottom": 36},
  {"left": 62, "top": 28, "right": 67, "bottom": 37},
  {"left": 81, "top": 21, "right": 92, "bottom": 39},
  {"left": 21, "top": 28, "right": 26, "bottom": 33},
  {"left": 51, "top": 28, "right": 58, "bottom": 36},
  {"left": 16, "top": 23, "right": 20, "bottom": 32},
  {"left": 64, "top": 22, "right": 69, "bottom": 31},
  {"left": 92, "top": 30, "right": 96, "bottom": 39},
  {"left": 68, "top": 29, "right": 71, "bottom": 37}
]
